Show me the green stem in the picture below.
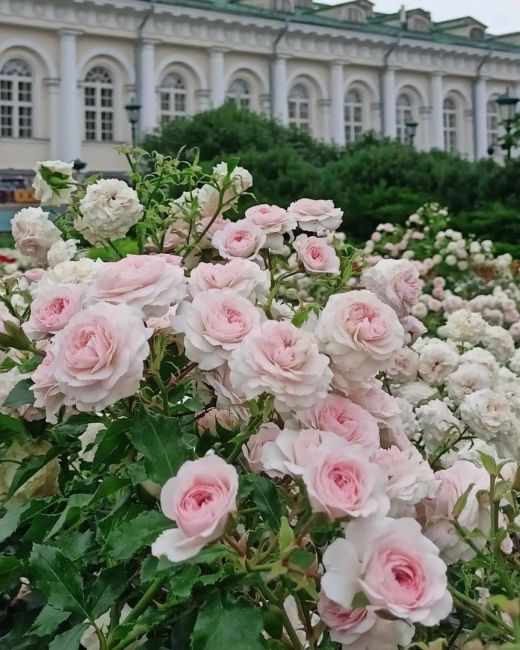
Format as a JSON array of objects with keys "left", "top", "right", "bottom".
[
  {"left": 109, "top": 624, "right": 148, "bottom": 650},
  {"left": 94, "top": 624, "right": 108, "bottom": 650},
  {"left": 124, "top": 576, "right": 166, "bottom": 625},
  {"left": 450, "top": 586, "right": 514, "bottom": 638},
  {"left": 256, "top": 583, "right": 303, "bottom": 650}
]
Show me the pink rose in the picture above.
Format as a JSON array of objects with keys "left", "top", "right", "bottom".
[
  {"left": 261, "top": 428, "right": 338, "bottom": 478},
  {"left": 212, "top": 220, "right": 266, "bottom": 260},
  {"left": 242, "top": 422, "right": 281, "bottom": 474},
  {"left": 421, "top": 460, "right": 490, "bottom": 564},
  {"left": 315, "top": 290, "right": 405, "bottom": 385},
  {"left": 198, "top": 408, "right": 240, "bottom": 436},
  {"left": 31, "top": 351, "right": 65, "bottom": 423},
  {"left": 361, "top": 259, "right": 423, "bottom": 317},
  {"left": 152, "top": 455, "right": 238, "bottom": 562},
  {"left": 173, "top": 289, "right": 264, "bottom": 370},
  {"left": 188, "top": 259, "right": 270, "bottom": 303},
  {"left": 228, "top": 320, "right": 332, "bottom": 412},
  {"left": 347, "top": 380, "right": 401, "bottom": 426},
  {"left": 49, "top": 302, "right": 152, "bottom": 412},
  {"left": 87, "top": 254, "right": 186, "bottom": 318},
  {"left": 287, "top": 198, "right": 343, "bottom": 233},
  {"left": 400, "top": 315, "right": 427, "bottom": 343},
  {"left": 317, "top": 596, "right": 414, "bottom": 650},
  {"left": 245, "top": 204, "right": 296, "bottom": 252},
  {"left": 293, "top": 234, "right": 340, "bottom": 275},
  {"left": 24, "top": 268, "right": 45, "bottom": 283},
  {"left": 300, "top": 393, "right": 379, "bottom": 452},
  {"left": 322, "top": 518, "right": 452, "bottom": 626},
  {"left": 23, "top": 284, "right": 84, "bottom": 340},
  {"left": 302, "top": 437, "right": 389, "bottom": 519}
]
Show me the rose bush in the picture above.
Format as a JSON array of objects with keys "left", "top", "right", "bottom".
[{"left": 0, "top": 150, "right": 518, "bottom": 650}]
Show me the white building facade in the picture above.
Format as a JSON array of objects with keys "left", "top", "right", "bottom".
[{"left": 1, "top": 0, "right": 520, "bottom": 173}]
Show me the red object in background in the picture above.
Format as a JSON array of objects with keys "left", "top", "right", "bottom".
[{"left": 0, "top": 254, "right": 16, "bottom": 264}]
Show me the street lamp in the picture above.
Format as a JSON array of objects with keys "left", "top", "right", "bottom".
[
  {"left": 125, "top": 97, "right": 141, "bottom": 147},
  {"left": 496, "top": 88, "right": 519, "bottom": 159},
  {"left": 405, "top": 119, "right": 418, "bottom": 146}
]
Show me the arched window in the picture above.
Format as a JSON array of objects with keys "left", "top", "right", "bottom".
[
  {"left": 396, "top": 93, "right": 413, "bottom": 143},
  {"left": 344, "top": 88, "right": 363, "bottom": 145},
  {"left": 159, "top": 72, "right": 187, "bottom": 124},
  {"left": 487, "top": 98, "right": 499, "bottom": 147},
  {"left": 226, "top": 79, "right": 250, "bottom": 110},
  {"left": 84, "top": 66, "right": 114, "bottom": 141},
  {"left": 0, "top": 58, "right": 32, "bottom": 138},
  {"left": 443, "top": 97, "right": 457, "bottom": 153},
  {"left": 288, "top": 83, "right": 310, "bottom": 131}
]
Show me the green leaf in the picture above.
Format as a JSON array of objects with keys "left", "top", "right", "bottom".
[
  {"left": 478, "top": 452, "right": 498, "bottom": 476},
  {"left": 246, "top": 475, "right": 284, "bottom": 532},
  {"left": 92, "top": 419, "right": 131, "bottom": 469},
  {"left": 44, "top": 493, "right": 93, "bottom": 540},
  {"left": 452, "top": 483, "right": 475, "bottom": 520},
  {"left": 5, "top": 446, "right": 60, "bottom": 499},
  {"left": 126, "top": 409, "right": 195, "bottom": 484},
  {"left": 88, "top": 565, "right": 129, "bottom": 619},
  {"left": 29, "top": 605, "right": 71, "bottom": 638},
  {"left": 48, "top": 622, "right": 90, "bottom": 650},
  {"left": 191, "top": 591, "right": 267, "bottom": 650},
  {"left": 0, "top": 413, "right": 26, "bottom": 435},
  {"left": 278, "top": 517, "right": 295, "bottom": 557},
  {"left": 29, "top": 543, "right": 88, "bottom": 617},
  {"left": 0, "top": 502, "right": 31, "bottom": 543},
  {"left": 3, "top": 379, "right": 35, "bottom": 408},
  {"left": 0, "top": 556, "right": 22, "bottom": 591},
  {"left": 166, "top": 564, "right": 201, "bottom": 602},
  {"left": 106, "top": 510, "right": 171, "bottom": 561}
]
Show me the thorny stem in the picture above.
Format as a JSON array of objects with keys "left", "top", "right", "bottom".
[{"left": 255, "top": 582, "right": 304, "bottom": 650}]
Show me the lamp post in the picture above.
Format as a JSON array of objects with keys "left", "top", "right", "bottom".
[
  {"left": 405, "top": 119, "right": 418, "bottom": 146},
  {"left": 496, "top": 88, "right": 519, "bottom": 159},
  {"left": 125, "top": 98, "right": 141, "bottom": 147}
]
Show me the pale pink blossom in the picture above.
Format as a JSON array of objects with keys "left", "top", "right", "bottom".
[
  {"left": 212, "top": 220, "right": 266, "bottom": 260},
  {"left": 173, "top": 289, "right": 264, "bottom": 370},
  {"left": 23, "top": 284, "right": 84, "bottom": 340},
  {"left": 228, "top": 320, "right": 332, "bottom": 412},
  {"left": 318, "top": 596, "right": 414, "bottom": 650},
  {"left": 299, "top": 393, "right": 379, "bottom": 452},
  {"left": 287, "top": 198, "right": 343, "bottom": 233},
  {"left": 293, "top": 234, "right": 340, "bottom": 275},
  {"left": 242, "top": 422, "right": 281, "bottom": 474},
  {"left": 322, "top": 518, "right": 452, "bottom": 626},
  {"left": 31, "top": 351, "right": 65, "bottom": 423},
  {"left": 316, "top": 291, "right": 405, "bottom": 384},
  {"left": 49, "top": 302, "right": 152, "bottom": 412},
  {"left": 188, "top": 259, "right": 270, "bottom": 303},
  {"left": 302, "top": 437, "right": 389, "bottom": 519},
  {"left": 361, "top": 259, "right": 423, "bottom": 317},
  {"left": 198, "top": 408, "right": 240, "bottom": 436},
  {"left": 152, "top": 455, "right": 238, "bottom": 562},
  {"left": 87, "top": 254, "right": 186, "bottom": 318},
  {"left": 245, "top": 204, "right": 296, "bottom": 250},
  {"left": 261, "top": 428, "right": 338, "bottom": 478}
]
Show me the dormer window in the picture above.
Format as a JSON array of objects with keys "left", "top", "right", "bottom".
[
  {"left": 470, "top": 27, "right": 485, "bottom": 40},
  {"left": 410, "top": 16, "right": 430, "bottom": 32},
  {"left": 348, "top": 8, "right": 363, "bottom": 22}
]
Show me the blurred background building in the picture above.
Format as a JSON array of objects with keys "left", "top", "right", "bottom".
[{"left": 0, "top": 0, "right": 520, "bottom": 186}]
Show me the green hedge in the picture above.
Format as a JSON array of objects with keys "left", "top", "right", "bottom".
[{"left": 143, "top": 104, "right": 520, "bottom": 248}]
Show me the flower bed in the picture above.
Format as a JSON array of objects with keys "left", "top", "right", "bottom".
[{"left": 0, "top": 152, "right": 519, "bottom": 650}]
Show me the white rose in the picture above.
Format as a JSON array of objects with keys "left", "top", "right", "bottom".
[
  {"left": 32, "top": 258, "right": 103, "bottom": 296},
  {"left": 484, "top": 325, "right": 515, "bottom": 362},
  {"left": 11, "top": 207, "right": 62, "bottom": 265},
  {"left": 32, "top": 160, "right": 76, "bottom": 206},
  {"left": 441, "top": 309, "right": 487, "bottom": 345},
  {"left": 460, "top": 388, "right": 514, "bottom": 444},
  {"left": 392, "top": 380, "right": 438, "bottom": 405},
  {"left": 416, "top": 399, "right": 462, "bottom": 453},
  {"left": 77, "top": 179, "right": 143, "bottom": 244},
  {"left": 47, "top": 239, "right": 78, "bottom": 267},
  {"left": 446, "top": 363, "right": 495, "bottom": 404},
  {"left": 417, "top": 340, "right": 459, "bottom": 385}
]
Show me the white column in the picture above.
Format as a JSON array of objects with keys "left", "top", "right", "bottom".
[
  {"left": 140, "top": 39, "right": 157, "bottom": 134},
  {"left": 210, "top": 48, "right": 226, "bottom": 108},
  {"left": 430, "top": 72, "right": 444, "bottom": 150},
  {"left": 196, "top": 89, "right": 211, "bottom": 112},
  {"left": 272, "top": 55, "right": 288, "bottom": 125},
  {"left": 44, "top": 78, "right": 60, "bottom": 159},
  {"left": 382, "top": 66, "right": 397, "bottom": 138},
  {"left": 330, "top": 61, "right": 345, "bottom": 147},
  {"left": 319, "top": 99, "right": 332, "bottom": 142},
  {"left": 474, "top": 76, "right": 488, "bottom": 160},
  {"left": 59, "top": 29, "right": 81, "bottom": 162}
]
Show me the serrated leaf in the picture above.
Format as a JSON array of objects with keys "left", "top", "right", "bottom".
[
  {"left": 92, "top": 419, "right": 131, "bottom": 469},
  {"left": 0, "top": 413, "right": 26, "bottom": 435},
  {"left": 29, "top": 605, "right": 71, "bottom": 638},
  {"left": 3, "top": 378, "right": 35, "bottom": 408},
  {"left": 191, "top": 591, "right": 267, "bottom": 650},
  {"left": 45, "top": 493, "right": 93, "bottom": 540},
  {"left": 167, "top": 564, "right": 201, "bottom": 601},
  {"left": 0, "top": 502, "right": 31, "bottom": 543},
  {"left": 5, "top": 446, "right": 60, "bottom": 499},
  {"left": 48, "top": 622, "right": 90, "bottom": 650},
  {"left": 29, "top": 543, "right": 88, "bottom": 617},
  {"left": 106, "top": 510, "right": 171, "bottom": 561},
  {"left": 246, "top": 475, "right": 284, "bottom": 532},
  {"left": 0, "top": 556, "right": 22, "bottom": 591},
  {"left": 126, "top": 409, "right": 195, "bottom": 484},
  {"left": 88, "top": 565, "right": 129, "bottom": 619}
]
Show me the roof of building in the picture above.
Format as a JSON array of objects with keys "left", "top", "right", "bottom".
[{"left": 149, "top": 0, "right": 520, "bottom": 54}]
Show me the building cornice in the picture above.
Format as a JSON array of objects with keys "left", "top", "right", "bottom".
[{"left": 1, "top": 0, "right": 520, "bottom": 80}]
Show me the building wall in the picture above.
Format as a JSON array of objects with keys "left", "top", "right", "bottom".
[{"left": 1, "top": 0, "right": 519, "bottom": 174}]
